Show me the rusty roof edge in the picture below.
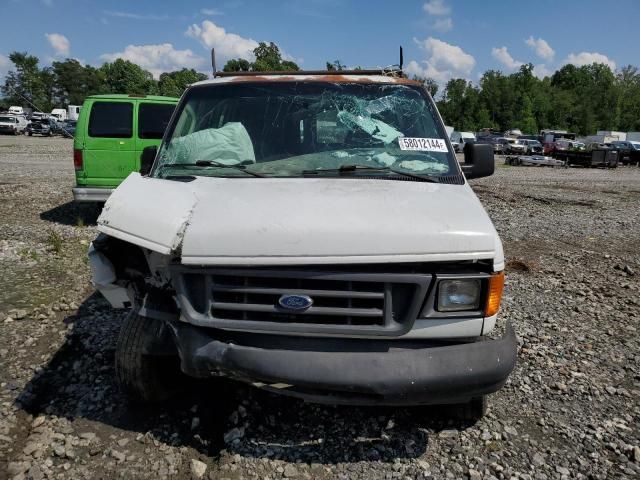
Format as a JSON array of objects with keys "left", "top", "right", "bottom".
[{"left": 214, "top": 69, "right": 402, "bottom": 78}]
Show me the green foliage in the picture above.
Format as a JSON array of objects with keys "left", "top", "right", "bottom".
[
  {"left": 46, "top": 229, "right": 63, "bottom": 254},
  {"left": 222, "top": 42, "right": 299, "bottom": 72},
  {"left": 435, "top": 62, "right": 639, "bottom": 135},
  {"left": 326, "top": 60, "right": 346, "bottom": 71},
  {"left": 158, "top": 69, "right": 208, "bottom": 97}
]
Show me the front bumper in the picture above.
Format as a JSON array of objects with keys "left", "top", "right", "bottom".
[
  {"left": 169, "top": 321, "right": 518, "bottom": 405},
  {"left": 73, "top": 187, "right": 114, "bottom": 202}
]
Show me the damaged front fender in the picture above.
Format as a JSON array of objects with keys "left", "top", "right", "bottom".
[{"left": 97, "top": 172, "right": 198, "bottom": 256}]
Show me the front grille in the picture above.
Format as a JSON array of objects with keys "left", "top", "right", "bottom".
[{"left": 172, "top": 267, "right": 432, "bottom": 336}]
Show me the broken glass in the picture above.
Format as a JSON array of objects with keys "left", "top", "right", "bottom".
[{"left": 154, "top": 82, "right": 456, "bottom": 179}]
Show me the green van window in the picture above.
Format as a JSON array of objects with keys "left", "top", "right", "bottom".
[
  {"left": 88, "top": 102, "right": 133, "bottom": 138},
  {"left": 138, "top": 103, "right": 175, "bottom": 139}
]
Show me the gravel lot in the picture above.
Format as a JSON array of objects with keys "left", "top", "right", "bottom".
[{"left": 0, "top": 135, "right": 638, "bottom": 480}]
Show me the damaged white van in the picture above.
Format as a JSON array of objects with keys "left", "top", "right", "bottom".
[{"left": 89, "top": 70, "right": 516, "bottom": 419}]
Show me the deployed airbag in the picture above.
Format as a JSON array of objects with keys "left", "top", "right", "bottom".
[{"left": 165, "top": 122, "right": 256, "bottom": 165}]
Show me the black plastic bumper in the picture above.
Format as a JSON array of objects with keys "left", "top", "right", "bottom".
[{"left": 169, "top": 321, "right": 518, "bottom": 406}]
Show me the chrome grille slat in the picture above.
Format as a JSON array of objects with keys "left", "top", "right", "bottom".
[
  {"left": 211, "top": 285, "right": 384, "bottom": 299},
  {"left": 212, "top": 302, "right": 383, "bottom": 317}
]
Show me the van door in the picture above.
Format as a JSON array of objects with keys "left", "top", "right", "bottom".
[
  {"left": 134, "top": 102, "right": 177, "bottom": 169},
  {"left": 83, "top": 100, "right": 135, "bottom": 187}
]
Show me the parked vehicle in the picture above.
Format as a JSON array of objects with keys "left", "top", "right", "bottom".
[
  {"left": 50, "top": 108, "right": 67, "bottom": 122},
  {"left": 61, "top": 119, "right": 77, "bottom": 137},
  {"left": 519, "top": 139, "right": 543, "bottom": 155},
  {"left": 72, "top": 94, "right": 179, "bottom": 203},
  {"left": 26, "top": 118, "right": 52, "bottom": 136},
  {"left": 504, "top": 138, "right": 527, "bottom": 154},
  {"left": 505, "top": 155, "right": 565, "bottom": 167},
  {"left": 610, "top": 140, "right": 640, "bottom": 166},
  {"left": 8, "top": 106, "right": 31, "bottom": 116},
  {"left": 476, "top": 136, "right": 508, "bottom": 154},
  {"left": 68, "top": 105, "right": 82, "bottom": 121},
  {"left": 88, "top": 69, "right": 517, "bottom": 419},
  {"left": 554, "top": 148, "right": 618, "bottom": 168},
  {"left": 0, "top": 115, "right": 28, "bottom": 135},
  {"left": 450, "top": 131, "right": 476, "bottom": 152}
]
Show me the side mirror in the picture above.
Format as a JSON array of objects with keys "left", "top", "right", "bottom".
[
  {"left": 461, "top": 143, "right": 494, "bottom": 179},
  {"left": 140, "top": 146, "right": 157, "bottom": 176}
]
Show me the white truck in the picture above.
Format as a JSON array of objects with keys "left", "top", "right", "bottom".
[
  {"left": 68, "top": 105, "right": 81, "bottom": 121},
  {"left": 50, "top": 108, "right": 67, "bottom": 121},
  {"left": 88, "top": 70, "right": 516, "bottom": 419}
]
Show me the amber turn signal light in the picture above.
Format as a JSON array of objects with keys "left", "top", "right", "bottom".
[{"left": 484, "top": 271, "right": 504, "bottom": 317}]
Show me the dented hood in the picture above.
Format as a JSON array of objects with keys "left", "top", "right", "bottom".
[{"left": 98, "top": 173, "right": 503, "bottom": 268}]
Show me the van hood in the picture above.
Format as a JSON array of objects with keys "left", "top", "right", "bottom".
[{"left": 98, "top": 173, "right": 503, "bottom": 270}]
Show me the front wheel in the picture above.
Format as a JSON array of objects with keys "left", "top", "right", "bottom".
[{"left": 115, "top": 309, "right": 183, "bottom": 403}]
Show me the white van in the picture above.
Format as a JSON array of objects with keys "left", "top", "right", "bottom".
[
  {"left": 450, "top": 131, "right": 477, "bottom": 152},
  {"left": 68, "top": 105, "right": 82, "bottom": 121},
  {"left": 8, "top": 106, "right": 24, "bottom": 115},
  {"left": 0, "top": 114, "right": 28, "bottom": 135},
  {"left": 88, "top": 71, "right": 516, "bottom": 420},
  {"left": 50, "top": 108, "right": 67, "bottom": 121}
]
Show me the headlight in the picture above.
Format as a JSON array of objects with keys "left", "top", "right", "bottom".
[{"left": 436, "top": 279, "right": 481, "bottom": 312}]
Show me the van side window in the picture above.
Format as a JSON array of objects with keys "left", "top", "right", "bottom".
[
  {"left": 88, "top": 102, "right": 133, "bottom": 138},
  {"left": 138, "top": 103, "right": 175, "bottom": 139}
]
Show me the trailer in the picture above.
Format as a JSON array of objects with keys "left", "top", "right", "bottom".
[
  {"left": 554, "top": 149, "right": 618, "bottom": 168},
  {"left": 505, "top": 155, "right": 565, "bottom": 167}
]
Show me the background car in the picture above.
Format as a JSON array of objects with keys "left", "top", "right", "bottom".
[
  {"left": 0, "top": 115, "right": 28, "bottom": 135},
  {"left": 27, "top": 118, "right": 52, "bottom": 136},
  {"left": 520, "top": 139, "right": 543, "bottom": 155},
  {"left": 450, "top": 131, "right": 476, "bottom": 152},
  {"left": 504, "top": 138, "right": 527, "bottom": 154},
  {"left": 61, "top": 119, "right": 77, "bottom": 137}
]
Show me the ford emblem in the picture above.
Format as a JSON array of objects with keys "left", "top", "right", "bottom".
[{"left": 278, "top": 294, "right": 313, "bottom": 311}]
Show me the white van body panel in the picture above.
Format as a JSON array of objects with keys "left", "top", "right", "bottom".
[{"left": 98, "top": 173, "right": 504, "bottom": 271}]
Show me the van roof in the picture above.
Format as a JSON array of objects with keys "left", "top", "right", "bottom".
[
  {"left": 192, "top": 73, "right": 419, "bottom": 87},
  {"left": 85, "top": 94, "right": 179, "bottom": 102}
]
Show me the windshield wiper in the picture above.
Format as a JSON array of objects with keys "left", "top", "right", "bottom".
[
  {"left": 302, "top": 164, "right": 440, "bottom": 182},
  {"left": 158, "top": 160, "right": 266, "bottom": 178}
]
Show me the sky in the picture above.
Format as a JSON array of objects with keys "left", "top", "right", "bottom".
[{"left": 1, "top": 0, "right": 638, "bottom": 85}]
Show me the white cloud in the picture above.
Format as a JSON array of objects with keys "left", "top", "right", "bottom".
[
  {"left": 201, "top": 8, "right": 222, "bottom": 16},
  {"left": 45, "top": 33, "right": 70, "bottom": 57},
  {"left": 525, "top": 36, "right": 555, "bottom": 61},
  {"left": 491, "top": 46, "right": 523, "bottom": 71},
  {"left": 532, "top": 64, "right": 553, "bottom": 79},
  {"left": 185, "top": 20, "right": 258, "bottom": 61},
  {"left": 407, "top": 37, "right": 475, "bottom": 84},
  {"left": 565, "top": 51, "right": 616, "bottom": 70},
  {"left": 423, "top": 0, "right": 450, "bottom": 16},
  {"left": 432, "top": 17, "right": 453, "bottom": 32},
  {"left": 100, "top": 43, "right": 205, "bottom": 79}
]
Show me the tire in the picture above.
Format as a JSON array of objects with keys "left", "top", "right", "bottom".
[
  {"left": 115, "top": 309, "right": 183, "bottom": 403},
  {"left": 28, "top": 132, "right": 32, "bottom": 136},
  {"left": 455, "top": 395, "right": 488, "bottom": 422}
]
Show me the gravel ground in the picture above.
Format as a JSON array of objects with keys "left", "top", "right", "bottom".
[{"left": 0, "top": 135, "right": 638, "bottom": 480}]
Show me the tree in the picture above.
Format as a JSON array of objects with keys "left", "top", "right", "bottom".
[
  {"left": 158, "top": 69, "right": 208, "bottom": 97},
  {"left": 99, "top": 59, "right": 155, "bottom": 95},
  {"left": 222, "top": 42, "right": 299, "bottom": 72},
  {"left": 326, "top": 60, "right": 346, "bottom": 71},
  {"left": 2, "top": 52, "right": 51, "bottom": 111},
  {"left": 411, "top": 75, "right": 438, "bottom": 98}
]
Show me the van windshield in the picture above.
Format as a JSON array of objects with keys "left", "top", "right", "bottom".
[{"left": 153, "top": 82, "right": 457, "bottom": 179}]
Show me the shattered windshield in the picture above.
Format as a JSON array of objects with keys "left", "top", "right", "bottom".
[{"left": 153, "top": 82, "right": 457, "bottom": 179}]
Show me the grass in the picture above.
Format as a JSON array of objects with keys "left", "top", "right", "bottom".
[{"left": 46, "top": 229, "right": 63, "bottom": 254}]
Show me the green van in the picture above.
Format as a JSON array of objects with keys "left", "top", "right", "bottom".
[{"left": 72, "top": 94, "right": 179, "bottom": 203}]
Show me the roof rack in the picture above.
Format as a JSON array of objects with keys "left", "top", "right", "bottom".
[
  {"left": 213, "top": 68, "right": 402, "bottom": 78},
  {"left": 211, "top": 46, "right": 405, "bottom": 79}
]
